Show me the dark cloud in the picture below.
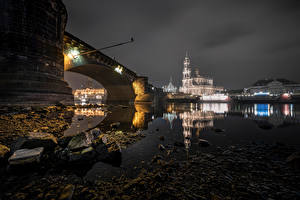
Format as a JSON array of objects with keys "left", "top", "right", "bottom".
[
  {"left": 203, "top": 24, "right": 254, "bottom": 48},
  {"left": 63, "top": 0, "right": 300, "bottom": 90},
  {"left": 267, "top": 39, "right": 300, "bottom": 54}
]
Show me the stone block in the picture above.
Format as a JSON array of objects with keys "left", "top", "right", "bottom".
[{"left": 8, "top": 147, "right": 44, "bottom": 165}]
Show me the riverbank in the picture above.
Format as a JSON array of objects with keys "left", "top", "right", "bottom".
[
  {"left": 1, "top": 142, "right": 299, "bottom": 200},
  {"left": 0, "top": 104, "right": 300, "bottom": 200}
]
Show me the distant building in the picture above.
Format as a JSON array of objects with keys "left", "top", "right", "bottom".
[
  {"left": 244, "top": 78, "right": 300, "bottom": 95},
  {"left": 179, "top": 52, "right": 223, "bottom": 96},
  {"left": 74, "top": 88, "right": 107, "bottom": 105},
  {"left": 162, "top": 77, "right": 177, "bottom": 93}
]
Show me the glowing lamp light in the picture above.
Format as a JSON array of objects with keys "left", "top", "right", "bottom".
[
  {"left": 281, "top": 93, "right": 291, "bottom": 100},
  {"left": 114, "top": 65, "right": 123, "bottom": 74},
  {"left": 67, "top": 49, "right": 80, "bottom": 59}
]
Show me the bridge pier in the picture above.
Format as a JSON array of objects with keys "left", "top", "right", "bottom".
[{"left": 0, "top": 0, "right": 73, "bottom": 105}]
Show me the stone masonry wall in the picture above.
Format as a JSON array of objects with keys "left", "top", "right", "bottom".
[{"left": 0, "top": 0, "right": 73, "bottom": 105}]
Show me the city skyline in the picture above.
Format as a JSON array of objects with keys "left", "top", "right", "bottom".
[{"left": 63, "top": 0, "right": 300, "bottom": 89}]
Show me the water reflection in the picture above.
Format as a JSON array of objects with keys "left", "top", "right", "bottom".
[
  {"left": 163, "top": 103, "right": 229, "bottom": 149},
  {"left": 64, "top": 102, "right": 300, "bottom": 151},
  {"left": 163, "top": 103, "right": 300, "bottom": 151},
  {"left": 132, "top": 104, "right": 153, "bottom": 129},
  {"left": 64, "top": 108, "right": 107, "bottom": 137}
]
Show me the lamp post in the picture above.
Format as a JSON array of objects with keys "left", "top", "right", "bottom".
[{"left": 68, "top": 37, "right": 134, "bottom": 59}]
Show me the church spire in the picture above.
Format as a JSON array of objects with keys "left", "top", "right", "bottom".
[{"left": 183, "top": 51, "right": 190, "bottom": 68}]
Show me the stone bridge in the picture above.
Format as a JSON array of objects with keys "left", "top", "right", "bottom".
[
  {"left": 64, "top": 32, "right": 149, "bottom": 103},
  {"left": 0, "top": 0, "right": 153, "bottom": 105}
]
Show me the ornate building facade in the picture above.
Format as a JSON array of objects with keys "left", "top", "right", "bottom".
[
  {"left": 162, "top": 77, "right": 177, "bottom": 93},
  {"left": 179, "top": 53, "right": 223, "bottom": 96}
]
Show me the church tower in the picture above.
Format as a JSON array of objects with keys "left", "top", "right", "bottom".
[{"left": 182, "top": 52, "right": 192, "bottom": 91}]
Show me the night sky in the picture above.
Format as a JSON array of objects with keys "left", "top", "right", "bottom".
[{"left": 63, "top": 0, "right": 300, "bottom": 90}]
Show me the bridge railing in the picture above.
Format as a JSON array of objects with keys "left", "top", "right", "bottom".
[{"left": 63, "top": 32, "right": 137, "bottom": 81}]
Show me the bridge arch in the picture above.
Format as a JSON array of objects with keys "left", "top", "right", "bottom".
[
  {"left": 67, "top": 64, "right": 135, "bottom": 103},
  {"left": 64, "top": 32, "right": 141, "bottom": 103}
]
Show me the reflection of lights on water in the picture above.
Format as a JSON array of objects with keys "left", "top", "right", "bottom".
[
  {"left": 74, "top": 108, "right": 105, "bottom": 116},
  {"left": 163, "top": 113, "right": 177, "bottom": 128},
  {"left": 282, "top": 104, "right": 294, "bottom": 116},
  {"left": 132, "top": 112, "right": 145, "bottom": 129},
  {"left": 202, "top": 103, "right": 228, "bottom": 114},
  {"left": 201, "top": 94, "right": 229, "bottom": 101},
  {"left": 250, "top": 104, "right": 295, "bottom": 117},
  {"left": 254, "top": 104, "right": 270, "bottom": 117}
]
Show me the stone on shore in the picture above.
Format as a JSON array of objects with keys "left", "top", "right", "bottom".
[
  {"left": 95, "top": 143, "right": 109, "bottom": 160},
  {"left": 85, "top": 162, "right": 122, "bottom": 182},
  {"left": 58, "top": 136, "right": 73, "bottom": 148},
  {"left": 0, "top": 144, "right": 10, "bottom": 159},
  {"left": 90, "top": 128, "right": 101, "bottom": 138},
  {"left": 198, "top": 139, "right": 210, "bottom": 147},
  {"left": 110, "top": 122, "right": 121, "bottom": 129},
  {"left": 8, "top": 147, "right": 44, "bottom": 165},
  {"left": 286, "top": 152, "right": 300, "bottom": 169},
  {"left": 67, "top": 132, "right": 94, "bottom": 151},
  {"left": 21, "top": 132, "right": 58, "bottom": 151},
  {"left": 58, "top": 184, "right": 75, "bottom": 200},
  {"left": 0, "top": 144, "right": 10, "bottom": 164},
  {"left": 158, "top": 144, "right": 166, "bottom": 151},
  {"left": 68, "top": 147, "right": 96, "bottom": 162},
  {"left": 214, "top": 128, "right": 225, "bottom": 133}
]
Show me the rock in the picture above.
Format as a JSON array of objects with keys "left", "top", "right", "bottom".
[
  {"left": 0, "top": 144, "right": 10, "bottom": 158},
  {"left": 58, "top": 184, "right": 75, "bottom": 200},
  {"left": 68, "top": 147, "right": 96, "bottom": 163},
  {"left": 152, "top": 155, "right": 163, "bottom": 163},
  {"left": 21, "top": 132, "right": 58, "bottom": 151},
  {"left": 286, "top": 152, "right": 300, "bottom": 169},
  {"left": 214, "top": 128, "right": 225, "bottom": 133},
  {"left": 159, "top": 136, "right": 165, "bottom": 141},
  {"left": 68, "top": 132, "right": 94, "bottom": 151},
  {"left": 222, "top": 150, "right": 232, "bottom": 155},
  {"left": 174, "top": 141, "right": 185, "bottom": 147},
  {"left": 95, "top": 143, "right": 109, "bottom": 160},
  {"left": 198, "top": 139, "right": 210, "bottom": 147},
  {"left": 85, "top": 162, "right": 122, "bottom": 182},
  {"left": 110, "top": 122, "right": 121, "bottom": 129},
  {"left": 90, "top": 128, "right": 101, "bottom": 138},
  {"left": 0, "top": 144, "right": 10, "bottom": 164},
  {"left": 8, "top": 147, "right": 44, "bottom": 165},
  {"left": 55, "top": 102, "right": 67, "bottom": 109},
  {"left": 158, "top": 144, "right": 166, "bottom": 151},
  {"left": 101, "top": 148, "right": 122, "bottom": 167},
  {"left": 23, "top": 107, "right": 32, "bottom": 111},
  {"left": 58, "top": 136, "right": 73, "bottom": 148}
]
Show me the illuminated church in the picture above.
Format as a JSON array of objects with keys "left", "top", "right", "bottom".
[
  {"left": 179, "top": 52, "right": 223, "bottom": 96},
  {"left": 162, "top": 77, "right": 177, "bottom": 93}
]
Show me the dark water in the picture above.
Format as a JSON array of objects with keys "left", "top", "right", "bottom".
[
  {"left": 70, "top": 103, "right": 300, "bottom": 147},
  {"left": 67, "top": 102, "right": 300, "bottom": 179}
]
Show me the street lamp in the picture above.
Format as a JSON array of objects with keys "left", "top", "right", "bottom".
[{"left": 67, "top": 37, "right": 134, "bottom": 59}]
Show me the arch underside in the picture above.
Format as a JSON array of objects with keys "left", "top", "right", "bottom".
[{"left": 67, "top": 64, "right": 135, "bottom": 103}]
